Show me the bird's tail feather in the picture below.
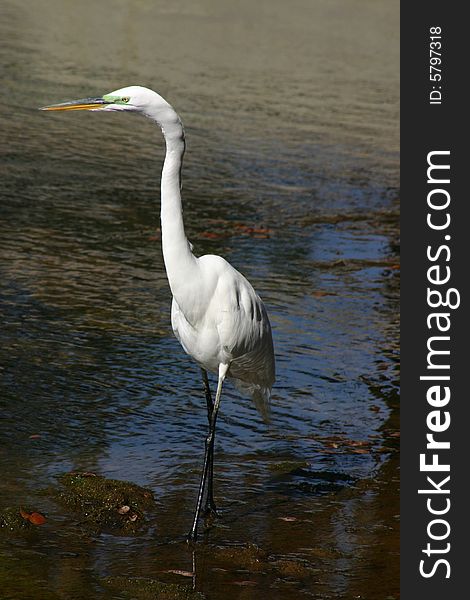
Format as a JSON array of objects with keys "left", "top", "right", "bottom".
[{"left": 233, "top": 378, "right": 271, "bottom": 423}]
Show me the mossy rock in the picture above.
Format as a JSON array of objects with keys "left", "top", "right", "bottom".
[
  {"left": 213, "top": 543, "right": 316, "bottom": 580},
  {"left": 101, "top": 576, "right": 205, "bottom": 600},
  {"left": 0, "top": 507, "right": 33, "bottom": 532},
  {"left": 54, "top": 472, "right": 156, "bottom": 533},
  {"left": 213, "top": 543, "right": 269, "bottom": 572},
  {"left": 272, "top": 559, "right": 313, "bottom": 579},
  {"left": 267, "top": 460, "right": 310, "bottom": 475}
]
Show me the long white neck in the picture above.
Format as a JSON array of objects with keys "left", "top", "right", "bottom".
[{"left": 145, "top": 98, "right": 198, "bottom": 301}]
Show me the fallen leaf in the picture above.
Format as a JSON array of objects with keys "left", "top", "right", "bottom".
[
  {"left": 230, "top": 580, "right": 258, "bottom": 587},
  {"left": 199, "top": 231, "right": 225, "bottom": 239},
  {"left": 311, "top": 290, "right": 337, "bottom": 297},
  {"left": 278, "top": 516, "right": 297, "bottom": 522},
  {"left": 349, "top": 440, "right": 370, "bottom": 447},
  {"left": 165, "top": 570, "right": 194, "bottom": 577},
  {"left": 29, "top": 434, "right": 41, "bottom": 439},
  {"left": 233, "top": 223, "right": 272, "bottom": 237},
  {"left": 29, "top": 512, "right": 46, "bottom": 525},
  {"left": 118, "top": 505, "right": 130, "bottom": 514},
  {"left": 19, "top": 509, "right": 46, "bottom": 525}
]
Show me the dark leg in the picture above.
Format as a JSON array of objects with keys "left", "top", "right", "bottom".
[
  {"left": 201, "top": 368, "right": 213, "bottom": 419},
  {"left": 201, "top": 368, "right": 217, "bottom": 516},
  {"left": 188, "top": 364, "right": 229, "bottom": 542}
]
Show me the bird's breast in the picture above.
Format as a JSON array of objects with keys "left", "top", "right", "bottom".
[
  {"left": 169, "top": 254, "right": 274, "bottom": 379},
  {"left": 171, "top": 298, "right": 227, "bottom": 372}
]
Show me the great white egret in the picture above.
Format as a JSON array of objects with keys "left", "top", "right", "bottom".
[{"left": 41, "top": 86, "right": 275, "bottom": 541}]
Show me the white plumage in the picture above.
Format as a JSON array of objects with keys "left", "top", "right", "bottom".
[
  {"left": 171, "top": 254, "right": 275, "bottom": 417},
  {"left": 41, "top": 85, "right": 275, "bottom": 541}
]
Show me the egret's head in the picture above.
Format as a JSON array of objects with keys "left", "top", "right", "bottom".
[
  {"left": 40, "top": 86, "right": 169, "bottom": 116},
  {"left": 41, "top": 85, "right": 184, "bottom": 142}
]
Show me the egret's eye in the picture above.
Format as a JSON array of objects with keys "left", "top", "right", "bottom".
[{"left": 121, "top": 97, "right": 130, "bottom": 103}]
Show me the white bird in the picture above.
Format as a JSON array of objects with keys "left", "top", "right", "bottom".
[{"left": 41, "top": 86, "right": 275, "bottom": 541}]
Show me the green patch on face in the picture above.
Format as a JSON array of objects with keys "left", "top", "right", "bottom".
[{"left": 103, "top": 94, "right": 130, "bottom": 105}]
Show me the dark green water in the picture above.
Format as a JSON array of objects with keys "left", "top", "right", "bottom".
[{"left": 0, "top": 0, "right": 399, "bottom": 598}]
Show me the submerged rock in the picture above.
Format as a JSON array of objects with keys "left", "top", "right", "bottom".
[
  {"left": 273, "top": 559, "right": 313, "bottom": 579},
  {"left": 54, "top": 472, "right": 156, "bottom": 533},
  {"left": 267, "top": 460, "right": 311, "bottom": 475},
  {"left": 101, "top": 576, "right": 205, "bottom": 600},
  {"left": 212, "top": 543, "right": 316, "bottom": 581},
  {"left": 213, "top": 543, "right": 269, "bottom": 572}
]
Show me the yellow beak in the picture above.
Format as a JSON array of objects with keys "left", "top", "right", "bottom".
[{"left": 40, "top": 97, "right": 108, "bottom": 111}]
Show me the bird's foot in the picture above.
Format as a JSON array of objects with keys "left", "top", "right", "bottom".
[
  {"left": 204, "top": 501, "right": 218, "bottom": 520},
  {"left": 186, "top": 529, "right": 198, "bottom": 544},
  {"left": 186, "top": 506, "right": 217, "bottom": 543}
]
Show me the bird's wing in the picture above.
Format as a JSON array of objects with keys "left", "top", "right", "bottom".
[{"left": 212, "top": 262, "right": 275, "bottom": 380}]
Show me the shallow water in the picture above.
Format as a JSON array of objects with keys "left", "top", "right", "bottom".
[{"left": 0, "top": 0, "right": 399, "bottom": 598}]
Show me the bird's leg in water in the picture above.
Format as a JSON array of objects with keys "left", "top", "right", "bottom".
[
  {"left": 201, "top": 368, "right": 213, "bottom": 417},
  {"left": 188, "top": 363, "right": 229, "bottom": 542},
  {"left": 201, "top": 368, "right": 217, "bottom": 516}
]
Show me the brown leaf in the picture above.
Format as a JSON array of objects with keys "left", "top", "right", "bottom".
[
  {"left": 29, "top": 512, "right": 46, "bottom": 525},
  {"left": 200, "top": 231, "right": 225, "bottom": 239},
  {"left": 117, "top": 505, "right": 130, "bottom": 514},
  {"left": 19, "top": 509, "right": 46, "bottom": 525},
  {"left": 165, "top": 570, "right": 194, "bottom": 577},
  {"left": 278, "top": 516, "right": 298, "bottom": 522},
  {"left": 311, "top": 290, "right": 337, "bottom": 297},
  {"left": 230, "top": 580, "right": 258, "bottom": 586},
  {"left": 233, "top": 223, "right": 272, "bottom": 237}
]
